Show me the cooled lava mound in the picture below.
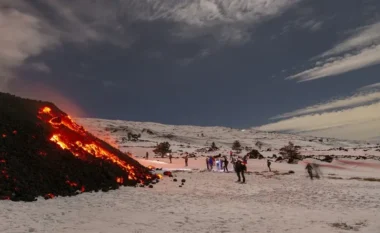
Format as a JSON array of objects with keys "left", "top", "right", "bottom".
[{"left": 0, "top": 92, "right": 159, "bottom": 202}]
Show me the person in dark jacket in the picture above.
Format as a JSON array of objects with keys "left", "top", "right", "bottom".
[
  {"left": 169, "top": 153, "right": 172, "bottom": 163},
  {"left": 184, "top": 154, "right": 188, "bottom": 167},
  {"left": 209, "top": 157, "right": 214, "bottom": 171},
  {"left": 235, "top": 159, "right": 246, "bottom": 183},
  {"left": 223, "top": 156, "right": 229, "bottom": 172},
  {"left": 206, "top": 157, "right": 210, "bottom": 171},
  {"left": 306, "top": 163, "right": 313, "bottom": 180},
  {"left": 267, "top": 159, "right": 272, "bottom": 172}
]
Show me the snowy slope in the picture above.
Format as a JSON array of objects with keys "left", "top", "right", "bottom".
[
  {"left": 2, "top": 157, "right": 380, "bottom": 233},
  {"left": 76, "top": 118, "right": 380, "bottom": 159},
  {"left": 2, "top": 118, "right": 380, "bottom": 233}
]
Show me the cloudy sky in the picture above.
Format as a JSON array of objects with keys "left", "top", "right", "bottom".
[{"left": 1, "top": 0, "right": 380, "bottom": 141}]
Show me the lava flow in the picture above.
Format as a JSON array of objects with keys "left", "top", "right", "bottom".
[
  {"left": 0, "top": 92, "right": 160, "bottom": 202},
  {"left": 38, "top": 106, "right": 156, "bottom": 183}
]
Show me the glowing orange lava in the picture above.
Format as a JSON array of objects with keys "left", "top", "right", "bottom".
[
  {"left": 50, "top": 134, "right": 69, "bottom": 150},
  {"left": 116, "top": 177, "right": 124, "bottom": 184},
  {"left": 42, "top": 107, "right": 52, "bottom": 114},
  {"left": 38, "top": 106, "right": 158, "bottom": 183},
  {"left": 45, "top": 193, "right": 55, "bottom": 199}
]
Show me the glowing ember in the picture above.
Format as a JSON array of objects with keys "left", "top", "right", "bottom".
[
  {"left": 2, "top": 134, "right": 6, "bottom": 138},
  {"left": 45, "top": 193, "right": 55, "bottom": 199},
  {"left": 81, "top": 186, "right": 85, "bottom": 192},
  {"left": 66, "top": 180, "right": 78, "bottom": 187},
  {"left": 116, "top": 177, "right": 124, "bottom": 184}
]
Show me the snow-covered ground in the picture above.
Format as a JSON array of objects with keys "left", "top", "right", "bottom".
[
  {"left": 1, "top": 118, "right": 380, "bottom": 233},
  {"left": 1, "top": 158, "right": 380, "bottom": 233},
  {"left": 76, "top": 118, "right": 380, "bottom": 159}
]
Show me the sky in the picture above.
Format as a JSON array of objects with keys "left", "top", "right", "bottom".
[{"left": 1, "top": 0, "right": 380, "bottom": 141}]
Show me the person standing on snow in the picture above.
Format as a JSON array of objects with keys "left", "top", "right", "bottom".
[
  {"left": 223, "top": 156, "right": 229, "bottom": 172},
  {"left": 267, "top": 159, "right": 272, "bottom": 172},
  {"left": 146, "top": 152, "right": 149, "bottom": 160},
  {"left": 306, "top": 163, "right": 313, "bottom": 180},
  {"left": 219, "top": 154, "right": 224, "bottom": 170},
  {"left": 169, "top": 153, "right": 172, "bottom": 163},
  {"left": 209, "top": 156, "right": 214, "bottom": 171},
  {"left": 235, "top": 159, "right": 246, "bottom": 183},
  {"left": 206, "top": 156, "right": 210, "bottom": 171},
  {"left": 184, "top": 154, "right": 189, "bottom": 167}
]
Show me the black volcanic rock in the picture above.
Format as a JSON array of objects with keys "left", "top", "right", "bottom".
[
  {"left": 247, "top": 149, "right": 264, "bottom": 159},
  {"left": 321, "top": 155, "right": 333, "bottom": 163},
  {"left": 0, "top": 92, "right": 157, "bottom": 202}
]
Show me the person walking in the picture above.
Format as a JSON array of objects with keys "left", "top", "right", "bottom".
[
  {"left": 267, "top": 159, "right": 272, "bottom": 172},
  {"left": 306, "top": 163, "right": 313, "bottom": 180}
]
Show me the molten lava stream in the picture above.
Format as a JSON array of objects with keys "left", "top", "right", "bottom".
[{"left": 38, "top": 106, "right": 156, "bottom": 183}]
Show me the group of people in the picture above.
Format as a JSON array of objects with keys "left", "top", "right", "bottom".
[
  {"left": 205, "top": 152, "right": 248, "bottom": 183},
  {"left": 146, "top": 151, "right": 320, "bottom": 183},
  {"left": 205, "top": 155, "right": 229, "bottom": 172}
]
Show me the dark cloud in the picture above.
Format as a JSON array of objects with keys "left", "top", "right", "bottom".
[{"left": 1, "top": 0, "right": 380, "bottom": 140}]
